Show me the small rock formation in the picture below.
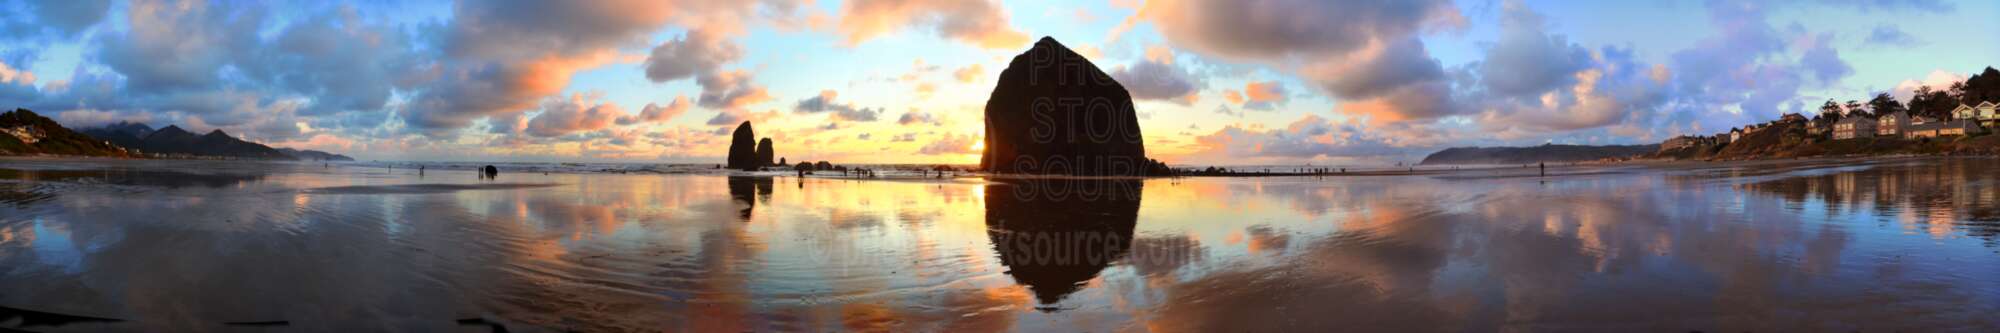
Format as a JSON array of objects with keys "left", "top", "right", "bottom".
[
  {"left": 814, "top": 161, "right": 833, "bottom": 170},
  {"left": 756, "top": 138, "right": 775, "bottom": 167},
  {"left": 726, "top": 121, "right": 757, "bottom": 170},
  {"left": 778, "top": 157, "right": 787, "bottom": 166},
  {"left": 980, "top": 37, "right": 1169, "bottom": 176},
  {"left": 482, "top": 165, "right": 498, "bottom": 179}
]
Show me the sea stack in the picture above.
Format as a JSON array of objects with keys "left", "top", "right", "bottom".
[
  {"left": 981, "top": 37, "right": 1164, "bottom": 176},
  {"left": 756, "top": 138, "right": 775, "bottom": 167},
  {"left": 727, "top": 121, "right": 757, "bottom": 170}
]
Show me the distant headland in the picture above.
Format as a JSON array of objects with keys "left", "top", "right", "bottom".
[{"left": 0, "top": 108, "right": 352, "bottom": 161}]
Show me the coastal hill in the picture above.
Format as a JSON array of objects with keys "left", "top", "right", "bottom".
[
  {"left": 81, "top": 121, "right": 350, "bottom": 160},
  {"left": 980, "top": 37, "right": 1171, "bottom": 176},
  {"left": 1419, "top": 144, "right": 1658, "bottom": 165},
  {"left": 0, "top": 108, "right": 136, "bottom": 157},
  {"left": 87, "top": 124, "right": 294, "bottom": 160},
  {"left": 0, "top": 108, "right": 351, "bottom": 160},
  {"left": 1656, "top": 119, "right": 2000, "bottom": 160},
  {"left": 276, "top": 148, "right": 356, "bottom": 161}
]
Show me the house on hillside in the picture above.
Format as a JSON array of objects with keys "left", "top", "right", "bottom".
[
  {"left": 1781, "top": 113, "right": 1806, "bottom": 123},
  {"left": 1904, "top": 119, "right": 1981, "bottom": 139},
  {"left": 1957, "top": 102, "right": 2000, "bottom": 128},
  {"left": 1834, "top": 116, "right": 1876, "bottom": 140},
  {"left": 1807, "top": 117, "right": 1833, "bottom": 136},
  {"left": 1878, "top": 111, "right": 1913, "bottom": 137},
  {"left": 1661, "top": 135, "right": 1715, "bottom": 152},
  {"left": 1730, "top": 127, "right": 1745, "bottom": 142},
  {"left": 1953, "top": 103, "right": 1979, "bottom": 120}
]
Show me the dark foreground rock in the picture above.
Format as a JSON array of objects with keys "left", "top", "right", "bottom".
[
  {"left": 980, "top": 37, "right": 1169, "bottom": 176},
  {"left": 726, "top": 121, "right": 757, "bottom": 170}
]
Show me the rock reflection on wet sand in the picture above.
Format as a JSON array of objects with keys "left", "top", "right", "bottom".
[{"left": 0, "top": 157, "right": 1996, "bottom": 331}]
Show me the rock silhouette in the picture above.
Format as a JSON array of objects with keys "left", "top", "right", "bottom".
[
  {"left": 726, "top": 121, "right": 758, "bottom": 170},
  {"left": 726, "top": 176, "right": 773, "bottom": 221},
  {"left": 980, "top": 37, "right": 1168, "bottom": 176},
  {"left": 756, "top": 138, "right": 775, "bottom": 167},
  {"left": 985, "top": 179, "right": 1141, "bottom": 309}
]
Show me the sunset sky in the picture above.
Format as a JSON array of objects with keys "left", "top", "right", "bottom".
[{"left": 0, "top": 0, "right": 1994, "bottom": 164}]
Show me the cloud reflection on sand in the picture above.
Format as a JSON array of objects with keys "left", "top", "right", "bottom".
[{"left": 0, "top": 158, "right": 1995, "bottom": 331}]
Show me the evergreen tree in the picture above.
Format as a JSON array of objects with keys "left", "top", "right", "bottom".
[
  {"left": 1868, "top": 93, "right": 1905, "bottom": 117},
  {"left": 1819, "top": 99, "right": 1844, "bottom": 122}
]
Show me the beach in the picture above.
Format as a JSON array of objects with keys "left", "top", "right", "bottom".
[{"left": 1, "top": 157, "right": 1997, "bottom": 331}]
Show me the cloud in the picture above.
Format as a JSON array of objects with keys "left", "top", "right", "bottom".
[
  {"left": 1136, "top": 0, "right": 1459, "bottom": 62},
  {"left": 897, "top": 110, "right": 943, "bottom": 125},
  {"left": 793, "top": 90, "right": 882, "bottom": 121},
  {"left": 401, "top": 0, "right": 693, "bottom": 132},
  {"left": 1182, "top": 114, "right": 1411, "bottom": 163},
  {"left": 406, "top": 50, "right": 620, "bottom": 131},
  {"left": 1890, "top": 69, "right": 1967, "bottom": 103},
  {"left": 0, "top": 59, "right": 35, "bottom": 101},
  {"left": 836, "top": 0, "right": 1031, "bottom": 49},
  {"left": 1242, "top": 80, "right": 1287, "bottom": 110},
  {"left": 1136, "top": 0, "right": 1466, "bottom": 121},
  {"left": 1863, "top": 24, "right": 1920, "bottom": 47},
  {"left": 704, "top": 109, "right": 770, "bottom": 126},
  {"left": 1665, "top": 0, "right": 1849, "bottom": 122},
  {"left": 1818, "top": 0, "right": 1952, "bottom": 12},
  {"left": 96, "top": 0, "right": 261, "bottom": 92},
  {"left": 1110, "top": 59, "right": 1202, "bottom": 104},
  {"left": 617, "top": 96, "right": 691, "bottom": 125},
  {"left": 695, "top": 70, "right": 773, "bottom": 110},
  {"left": 4, "top": 0, "right": 111, "bottom": 38},
  {"left": 1797, "top": 32, "right": 1852, "bottom": 85},
  {"left": 917, "top": 133, "right": 978, "bottom": 155},
  {"left": 244, "top": 7, "right": 417, "bottom": 115},
  {"left": 953, "top": 64, "right": 984, "bottom": 83},
  {"left": 1460, "top": 2, "right": 1674, "bottom": 133},
  {"left": 643, "top": 28, "right": 743, "bottom": 83},
  {"left": 525, "top": 94, "right": 624, "bottom": 137},
  {"left": 1476, "top": 5, "right": 1589, "bottom": 98}
]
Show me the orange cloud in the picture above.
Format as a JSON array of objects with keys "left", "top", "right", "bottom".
[
  {"left": 1245, "top": 81, "right": 1285, "bottom": 103},
  {"left": 837, "top": 0, "right": 1030, "bottom": 49},
  {"left": 953, "top": 64, "right": 984, "bottom": 83}
]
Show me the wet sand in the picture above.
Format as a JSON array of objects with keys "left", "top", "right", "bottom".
[{"left": 0, "top": 157, "right": 1996, "bottom": 331}]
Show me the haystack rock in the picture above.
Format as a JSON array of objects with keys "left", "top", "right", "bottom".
[
  {"left": 756, "top": 138, "right": 775, "bottom": 167},
  {"left": 726, "top": 121, "right": 757, "bottom": 170},
  {"left": 981, "top": 37, "right": 1165, "bottom": 176}
]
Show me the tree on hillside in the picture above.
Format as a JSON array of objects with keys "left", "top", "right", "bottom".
[
  {"left": 1845, "top": 100, "right": 1867, "bottom": 117},
  {"left": 1819, "top": 99, "right": 1844, "bottom": 122},
  {"left": 1910, "top": 85, "right": 1959, "bottom": 119},
  {"left": 1963, "top": 67, "right": 2000, "bottom": 104},
  {"left": 1868, "top": 93, "right": 1905, "bottom": 117}
]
